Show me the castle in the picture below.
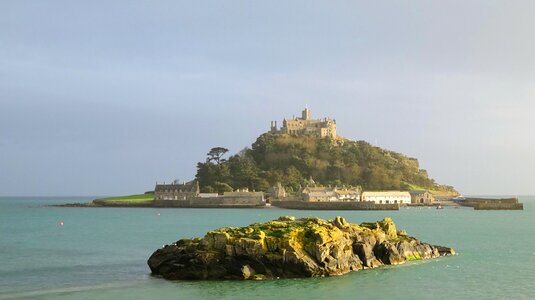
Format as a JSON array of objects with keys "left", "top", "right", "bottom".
[{"left": 270, "top": 108, "right": 337, "bottom": 138}]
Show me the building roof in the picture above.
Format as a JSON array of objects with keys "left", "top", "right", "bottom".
[
  {"left": 361, "top": 191, "right": 411, "bottom": 197},
  {"left": 307, "top": 191, "right": 337, "bottom": 198},
  {"left": 408, "top": 190, "right": 429, "bottom": 196},
  {"left": 302, "top": 187, "right": 332, "bottom": 192},
  {"left": 154, "top": 180, "right": 198, "bottom": 192},
  {"left": 302, "top": 186, "right": 360, "bottom": 193}
]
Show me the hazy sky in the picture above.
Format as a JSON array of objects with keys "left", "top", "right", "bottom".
[{"left": 2, "top": 1, "right": 534, "bottom": 196}]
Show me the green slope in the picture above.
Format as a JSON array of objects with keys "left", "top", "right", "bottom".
[{"left": 196, "top": 133, "right": 457, "bottom": 195}]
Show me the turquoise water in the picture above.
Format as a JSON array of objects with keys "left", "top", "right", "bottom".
[{"left": 1, "top": 197, "right": 534, "bottom": 300}]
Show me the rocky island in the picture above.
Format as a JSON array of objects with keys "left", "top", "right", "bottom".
[
  {"left": 56, "top": 108, "right": 522, "bottom": 210},
  {"left": 80, "top": 107, "right": 460, "bottom": 210},
  {"left": 148, "top": 216, "right": 455, "bottom": 280}
]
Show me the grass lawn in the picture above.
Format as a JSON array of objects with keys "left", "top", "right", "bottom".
[{"left": 93, "top": 193, "right": 154, "bottom": 204}]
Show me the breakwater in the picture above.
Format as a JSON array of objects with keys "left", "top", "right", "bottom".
[{"left": 458, "top": 197, "right": 523, "bottom": 210}]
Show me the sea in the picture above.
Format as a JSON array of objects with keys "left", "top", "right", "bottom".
[{"left": 1, "top": 196, "right": 534, "bottom": 300}]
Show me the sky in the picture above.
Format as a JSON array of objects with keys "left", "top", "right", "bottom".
[{"left": 1, "top": 0, "right": 534, "bottom": 196}]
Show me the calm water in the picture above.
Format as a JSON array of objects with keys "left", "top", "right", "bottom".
[{"left": 1, "top": 196, "right": 534, "bottom": 300}]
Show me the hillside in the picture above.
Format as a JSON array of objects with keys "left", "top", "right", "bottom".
[{"left": 195, "top": 133, "right": 458, "bottom": 195}]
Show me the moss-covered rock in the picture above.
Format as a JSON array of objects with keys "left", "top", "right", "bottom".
[{"left": 147, "top": 216, "right": 455, "bottom": 280}]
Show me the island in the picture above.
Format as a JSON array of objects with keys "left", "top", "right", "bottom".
[
  {"left": 61, "top": 107, "right": 522, "bottom": 210},
  {"left": 148, "top": 216, "right": 455, "bottom": 280}
]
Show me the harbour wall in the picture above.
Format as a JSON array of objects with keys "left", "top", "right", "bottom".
[
  {"left": 459, "top": 197, "right": 523, "bottom": 210},
  {"left": 154, "top": 196, "right": 265, "bottom": 208},
  {"left": 271, "top": 200, "right": 399, "bottom": 210}
]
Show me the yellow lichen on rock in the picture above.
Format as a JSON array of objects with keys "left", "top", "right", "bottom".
[{"left": 148, "top": 216, "right": 456, "bottom": 280}]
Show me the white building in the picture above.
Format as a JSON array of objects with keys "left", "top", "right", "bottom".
[{"left": 361, "top": 191, "right": 411, "bottom": 204}]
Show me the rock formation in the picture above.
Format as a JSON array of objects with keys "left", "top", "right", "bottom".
[{"left": 148, "top": 216, "right": 455, "bottom": 280}]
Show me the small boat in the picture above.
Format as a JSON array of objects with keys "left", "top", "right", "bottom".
[{"left": 436, "top": 205, "right": 444, "bottom": 209}]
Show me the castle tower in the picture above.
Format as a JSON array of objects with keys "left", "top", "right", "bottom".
[
  {"left": 270, "top": 121, "right": 278, "bottom": 133},
  {"left": 302, "top": 107, "right": 311, "bottom": 120}
]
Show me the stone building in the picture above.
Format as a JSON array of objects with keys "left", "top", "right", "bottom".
[
  {"left": 409, "top": 190, "right": 435, "bottom": 204},
  {"left": 154, "top": 180, "right": 199, "bottom": 200},
  {"left": 267, "top": 182, "right": 287, "bottom": 200},
  {"left": 270, "top": 107, "right": 337, "bottom": 138},
  {"left": 335, "top": 187, "right": 362, "bottom": 201},
  {"left": 154, "top": 180, "right": 264, "bottom": 206},
  {"left": 300, "top": 186, "right": 361, "bottom": 202},
  {"left": 361, "top": 191, "right": 411, "bottom": 204},
  {"left": 300, "top": 187, "right": 337, "bottom": 202}
]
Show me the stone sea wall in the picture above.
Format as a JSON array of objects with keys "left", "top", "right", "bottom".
[
  {"left": 460, "top": 198, "right": 523, "bottom": 210},
  {"left": 154, "top": 196, "right": 264, "bottom": 208},
  {"left": 271, "top": 200, "right": 399, "bottom": 210}
]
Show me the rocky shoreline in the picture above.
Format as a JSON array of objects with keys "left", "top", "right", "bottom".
[{"left": 147, "top": 216, "right": 455, "bottom": 280}]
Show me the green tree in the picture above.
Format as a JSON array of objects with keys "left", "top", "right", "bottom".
[
  {"left": 195, "top": 160, "right": 231, "bottom": 190},
  {"left": 206, "top": 147, "right": 229, "bottom": 164},
  {"left": 227, "top": 155, "right": 260, "bottom": 190}
]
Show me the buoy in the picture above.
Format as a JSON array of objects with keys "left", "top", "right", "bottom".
[
  {"left": 157, "top": 212, "right": 161, "bottom": 216},
  {"left": 58, "top": 221, "right": 64, "bottom": 226}
]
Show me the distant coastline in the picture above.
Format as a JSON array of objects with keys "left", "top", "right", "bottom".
[{"left": 54, "top": 194, "right": 523, "bottom": 210}]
